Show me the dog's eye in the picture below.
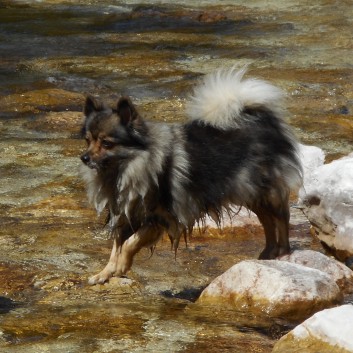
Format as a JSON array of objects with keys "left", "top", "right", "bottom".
[{"left": 101, "top": 140, "right": 116, "bottom": 149}]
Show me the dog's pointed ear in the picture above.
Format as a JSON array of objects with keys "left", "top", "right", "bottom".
[
  {"left": 84, "top": 95, "right": 103, "bottom": 116},
  {"left": 117, "top": 96, "right": 139, "bottom": 126}
]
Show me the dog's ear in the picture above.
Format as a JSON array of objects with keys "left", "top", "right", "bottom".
[
  {"left": 117, "top": 97, "right": 139, "bottom": 126},
  {"left": 84, "top": 95, "right": 103, "bottom": 116}
]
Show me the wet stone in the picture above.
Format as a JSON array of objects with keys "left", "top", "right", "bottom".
[
  {"left": 272, "top": 305, "right": 353, "bottom": 353},
  {"left": 197, "top": 259, "right": 343, "bottom": 322}
]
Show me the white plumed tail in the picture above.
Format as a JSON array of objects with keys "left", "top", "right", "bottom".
[{"left": 186, "top": 67, "right": 285, "bottom": 129}]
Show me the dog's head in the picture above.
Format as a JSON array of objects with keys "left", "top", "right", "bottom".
[{"left": 80, "top": 95, "right": 148, "bottom": 172}]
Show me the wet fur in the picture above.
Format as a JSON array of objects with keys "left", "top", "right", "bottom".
[{"left": 80, "top": 67, "right": 303, "bottom": 285}]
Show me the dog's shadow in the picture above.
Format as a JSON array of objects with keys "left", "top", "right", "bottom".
[
  {"left": 0, "top": 297, "right": 18, "bottom": 314},
  {"left": 160, "top": 286, "right": 207, "bottom": 302}
]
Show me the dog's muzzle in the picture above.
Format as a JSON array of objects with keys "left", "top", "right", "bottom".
[{"left": 80, "top": 153, "right": 98, "bottom": 169}]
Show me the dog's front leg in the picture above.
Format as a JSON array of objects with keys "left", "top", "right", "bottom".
[
  {"left": 88, "top": 238, "right": 119, "bottom": 285},
  {"left": 115, "top": 225, "right": 163, "bottom": 276}
]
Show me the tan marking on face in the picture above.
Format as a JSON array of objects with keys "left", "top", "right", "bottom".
[
  {"left": 84, "top": 130, "right": 119, "bottom": 163},
  {"left": 85, "top": 132, "right": 104, "bottom": 160}
]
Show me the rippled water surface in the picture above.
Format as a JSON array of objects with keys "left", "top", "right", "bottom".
[{"left": 0, "top": 1, "right": 352, "bottom": 352}]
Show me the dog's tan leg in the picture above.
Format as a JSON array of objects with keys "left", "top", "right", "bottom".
[
  {"left": 115, "top": 225, "right": 163, "bottom": 276},
  {"left": 88, "top": 238, "right": 119, "bottom": 285}
]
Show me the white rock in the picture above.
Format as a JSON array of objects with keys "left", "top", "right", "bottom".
[
  {"left": 298, "top": 152, "right": 353, "bottom": 256},
  {"left": 280, "top": 250, "right": 353, "bottom": 292},
  {"left": 198, "top": 260, "right": 342, "bottom": 320},
  {"left": 298, "top": 143, "right": 325, "bottom": 186},
  {"left": 273, "top": 304, "right": 353, "bottom": 353}
]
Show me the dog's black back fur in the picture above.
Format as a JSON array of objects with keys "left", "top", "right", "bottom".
[{"left": 182, "top": 107, "right": 298, "bottom": 220}]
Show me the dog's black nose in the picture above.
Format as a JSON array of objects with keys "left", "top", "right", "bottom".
[{"left": 80, "top": 153, "right": 90, "bottom": 164}]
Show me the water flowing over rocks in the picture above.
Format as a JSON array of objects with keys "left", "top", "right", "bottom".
[
  {"left": 272, "top": 304, "right": 353, "bottom": 353},
  {"left": 197, "top": 257, "right": 343, "bottom": 321}
]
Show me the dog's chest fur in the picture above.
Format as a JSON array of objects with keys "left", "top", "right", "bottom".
[{"left": 81, "top": 122, "right": 194, "bottom": 242}]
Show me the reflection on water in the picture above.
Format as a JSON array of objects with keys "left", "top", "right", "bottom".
[{"left": 0, "top": 1, "right": 352, "bottom": 352}]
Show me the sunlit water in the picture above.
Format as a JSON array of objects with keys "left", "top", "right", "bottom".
[{"left": 0, "top": 1, "right": 352, "bottom": 352}]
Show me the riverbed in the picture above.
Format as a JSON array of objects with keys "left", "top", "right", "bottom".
[{"left": 0, "top": 1, "right": 352, "bottom": 352}]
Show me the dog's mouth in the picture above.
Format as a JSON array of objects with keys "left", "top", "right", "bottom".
[
  {"left": 86, "top": 161, "right": 99, "bottom": 170},
  {"left": 81, "top": 158, "right": 99, "bottom": 170}
]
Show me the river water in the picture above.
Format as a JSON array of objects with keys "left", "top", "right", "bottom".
[{"left": 0, "top": 1, "right": 352, "bottom": 352}]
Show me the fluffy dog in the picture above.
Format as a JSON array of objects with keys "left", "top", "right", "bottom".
[{"left": 80, "top": 67, "right": 302, "bottom": 285}]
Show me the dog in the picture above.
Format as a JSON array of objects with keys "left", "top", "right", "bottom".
[{"left": 80, "top": 67, "right": 303, "bottom": 285}]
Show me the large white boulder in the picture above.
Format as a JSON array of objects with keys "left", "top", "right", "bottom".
[
  {"left": 298, "top": 146, "right": 353, "bottom": 262},
  {"left": 197, "top": 260, "right": 342, "bottom": 321},
  {"left": 272, "top": 304, "right": 353, "bottom": 353},
  {"left": 298, "top": 144, "right": 325, "bottom": 182}
]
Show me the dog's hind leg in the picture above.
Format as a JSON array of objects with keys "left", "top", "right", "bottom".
[
  {"left": 88, "top": 238, "right": 119, "bottom": 285},
  {"left": 275, "top": 204, "right": 290, "bottom": 257},
  {"left": 254, "top": 208, "right": 280, "bottom": 259},
  {"left": 115, "top": 224, "right": 164, "bottom": 277}
]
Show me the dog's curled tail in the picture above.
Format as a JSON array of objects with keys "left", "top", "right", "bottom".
[{"left": 186, "top": 67, "right": 284, "bottom": 129}]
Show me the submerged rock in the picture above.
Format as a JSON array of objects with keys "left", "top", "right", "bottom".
[
  {"left": 272, "top": 304, "right": 353, "bottom": 353},
  {"left": 0, "top": 88, "right": 83, "bottom": 114},
  {"left": 197, "top": 260, "right": 342, "bottom": 321}
]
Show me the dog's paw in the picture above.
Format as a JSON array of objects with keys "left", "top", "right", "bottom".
[
  {"left": 258, "top": 246, "right": 280, "bottom": 260},
  {"left": 88, "top": 270, "right": 114, "bottom": 285}
]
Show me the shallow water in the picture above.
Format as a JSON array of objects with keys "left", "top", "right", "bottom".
[{"left": 0, "top": 1, "right": 352, "bottom": 352}]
